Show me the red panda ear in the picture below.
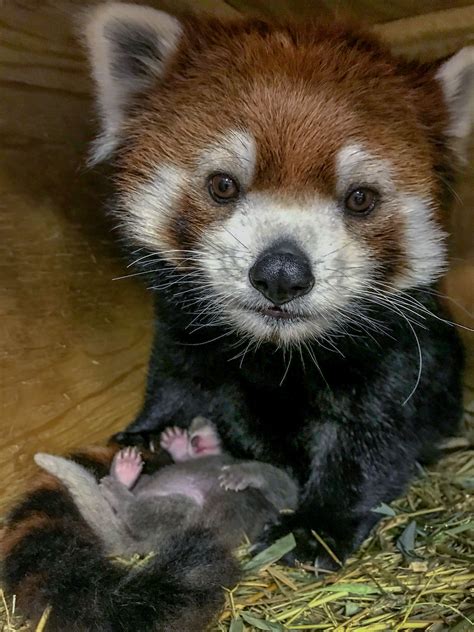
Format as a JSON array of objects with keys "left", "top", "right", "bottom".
[
  {"left": 435, "top": 47, "right": 474, "bottom": 161},
  {"left": 84, "top": 2, "right": 183, "bottom": 165}
]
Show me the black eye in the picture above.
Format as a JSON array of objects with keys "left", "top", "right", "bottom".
[
  {"left": 208, "top": 173, "right": 240, "bottom": 203},
  {"left": 344, "top": 187, "right": 378, "bottom": 215}
]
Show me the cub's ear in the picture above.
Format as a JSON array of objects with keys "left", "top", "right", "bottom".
[
  {"left": 435, "top": 46, "right": 474, "bottom": 161},
  {"left": 84, "top": 2, "right": 183, "bottom": 164}
]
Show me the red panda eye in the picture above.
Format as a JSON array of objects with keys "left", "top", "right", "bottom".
[
  {"left": 208, "top": 173, "right": 240, "bottom": 203},
  {"left": 344, "top": 188, "right": 378, "bottom": 215}
]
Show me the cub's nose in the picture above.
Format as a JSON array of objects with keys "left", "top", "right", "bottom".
[{"left": 249, "top": 241, "right": 314, "bottom": 306}]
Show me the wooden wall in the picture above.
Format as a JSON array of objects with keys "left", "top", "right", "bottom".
[{"left": 0, "top": 1, "right": 473, "bottom": 511}]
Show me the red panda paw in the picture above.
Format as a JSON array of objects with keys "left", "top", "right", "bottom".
[
  {"left": 160, "top": 426, "right": 191, "bottom": 462},
  {"left": 111, "top": 447, "right": 143, "bottom": 488}
]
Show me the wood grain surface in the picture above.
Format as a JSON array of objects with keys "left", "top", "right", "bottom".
[{"left": 0, "top": 0, "right": 473, "bottom": 513}]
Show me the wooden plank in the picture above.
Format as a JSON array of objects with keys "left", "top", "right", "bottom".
[
  {"left": 376, "top": 5, "right": 474, "bottom": 58},
  {"left": 0, "top": 0, "right": 154, "bottom": 512},
  {"left": 224, "top": 0, "right": 474, "bottom": 23}
]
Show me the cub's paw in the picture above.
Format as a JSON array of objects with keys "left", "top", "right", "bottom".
[
  {"left": 160, "top": 426, "right": 190, "bottom": 462},
  {"left": 111, "top": 447, "right": 143, "bottom": 489},
  {"left": 219, "top": 464, "right": 255, "bottom": 492}
]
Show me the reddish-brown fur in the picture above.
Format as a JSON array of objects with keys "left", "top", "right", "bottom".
[
  {"left": 0, "top": 446, "right": 119, "bottom": 559},
  {"left": 0, "top": 513, "right": 55, "bottom": 557},
  {"left": 114, "top": 16, "right": 451, "bottom": 281}
]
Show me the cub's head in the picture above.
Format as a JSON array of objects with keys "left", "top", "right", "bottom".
[{"left": 85, "top": 3, "right": 474, "bottom": 346}]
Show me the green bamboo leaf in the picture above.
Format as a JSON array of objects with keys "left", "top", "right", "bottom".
[
  {"left": 243, "top": 533, "right": 296, "bottom": 572},
  {"left": 450, "top": 611, "right": 474, "bottom": 631},
  {"left": 345, "top": 603, "right": 361, "bottom": 616},
  {"left": 444, "top": 520, "right": 474, "bottom": 536},
  {"left": 396, "top": 520, "right": 420, "bottom": 560},
  {"left": 229, "top": 617, "right": 244, "bottom": 632},
  {"left": 372, "top": 502, "right": 396, "bottom": 517}
]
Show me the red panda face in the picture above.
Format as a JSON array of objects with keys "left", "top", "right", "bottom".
[{"left": 86, "top": 6, "right": 474, "bottom": 346}]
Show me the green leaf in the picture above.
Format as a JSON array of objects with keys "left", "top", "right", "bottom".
[
  {"left": 444, "top": 520, "right": 474, "bottom": 536},
  {"left": 241, "top": 613, "right": 285, "bottom": 630},
  {"left": 345, "top": 602, "right": 361, "bottom": 616},
  {"left": 450, "top": 611, "right": 474, "bottom": 631},
  {"left": 396, "top": 520, "right": 421, "bottom": 560},
  {"left": 229, "top": 617, "right": 244, "bottom": 632},
  {"left": 371, "top": 502, "right": 396, "bottom": 517},
  {"left": 243, "top": 533, "right": 296, "bottom": 572}
]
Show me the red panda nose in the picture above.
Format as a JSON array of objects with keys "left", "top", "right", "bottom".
[{"left": 249, "top": 241, "right": 315, "bottom": 306}]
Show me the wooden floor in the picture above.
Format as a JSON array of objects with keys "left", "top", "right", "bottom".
[{"left": 0, "top": 1, "right": 473, "bottom": 514}]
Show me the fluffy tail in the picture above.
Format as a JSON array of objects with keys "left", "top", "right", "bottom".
[
  {"left": 1, "top": 446, "right": 239, "bottom": 632},
  {"left": 34, "top": 452, "right": 130, "bottom": 555}
]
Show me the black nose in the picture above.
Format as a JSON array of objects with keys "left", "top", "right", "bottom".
[{"left": 249, "top": 241, "right": 314, "bottom": 305}]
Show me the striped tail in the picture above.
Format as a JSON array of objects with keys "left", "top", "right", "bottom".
[{"left": 1, "top": 446, "right": 239, "bottom": 631}]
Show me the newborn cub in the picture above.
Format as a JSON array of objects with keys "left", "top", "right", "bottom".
[{"left": 35, "top": 418, "right": 298, "bottom": 556}]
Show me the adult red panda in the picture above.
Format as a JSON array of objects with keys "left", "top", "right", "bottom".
[{"left": 2, "top": 3, "right": 473, "bottom": 631}]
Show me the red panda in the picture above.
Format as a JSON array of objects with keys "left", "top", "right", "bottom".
[{"left": 2, "top": 3, "right": 473, "bottom": 631}]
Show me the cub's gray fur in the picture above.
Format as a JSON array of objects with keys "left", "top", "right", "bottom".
[{"left": 35, "top": 418, "right": 298, "bottom": 557}]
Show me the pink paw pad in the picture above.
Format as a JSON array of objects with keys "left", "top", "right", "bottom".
[
  {"left": 160, "top": 426, "right": 191, "bottom": 462},
  {"left": 112, "top": 447, "right": 143, "bottom": 489}
]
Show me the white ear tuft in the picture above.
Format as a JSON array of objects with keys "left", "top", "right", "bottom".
[
  {"left": 85, "top": 2, "right": 183, "bottom": 164},
  {"left": 436, "top": 46, "right": 474, "bottom": 160}
]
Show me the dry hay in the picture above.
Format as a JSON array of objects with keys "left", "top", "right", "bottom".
[{"left": 218, "top": 447, "right": 473, "bottom": 631}]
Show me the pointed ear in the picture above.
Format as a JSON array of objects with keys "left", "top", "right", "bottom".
[
  {"left": 84, "top": 2, "right": 183, "bottom": 164},
  {"left": 435, "top": 47, "right": 474, "bottom": 161}
]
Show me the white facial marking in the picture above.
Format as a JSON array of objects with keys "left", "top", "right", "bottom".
[
  {"left": 121, "top": 136, "right": 447, "bottom": 346},
  {"left": 199, "top": 193, "right": 372, "bottom": 345},
  {"left": 120, "top": 129, "right": 256, "bottom": 257},
  {"left": 335, "top": 144, "right": 395, "bottom": 195},
  {"left": 395, "top": 194, "right": 447, "bottom": 289},
  {"left": 121, "top": 130, "right": 256, "bottom": 260},
  {"left": 121, "top": 163, "right": 185, "bottom": 253},
  {"left": 196, "top": 129, "right": 257, "bottom": 188},
  {"left": 336, "top": 144, "right": 446, "bottom": 290},
  {"left": 195, "top": 142, "right": 446, "bottom": 344}
]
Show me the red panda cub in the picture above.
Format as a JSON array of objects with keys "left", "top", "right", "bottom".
[
  {"left": 34, "top": 417, "right": 298, "bottom": 557},
  {"left": 2, "top": 3, "right": 473, "bottom": 631}
]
